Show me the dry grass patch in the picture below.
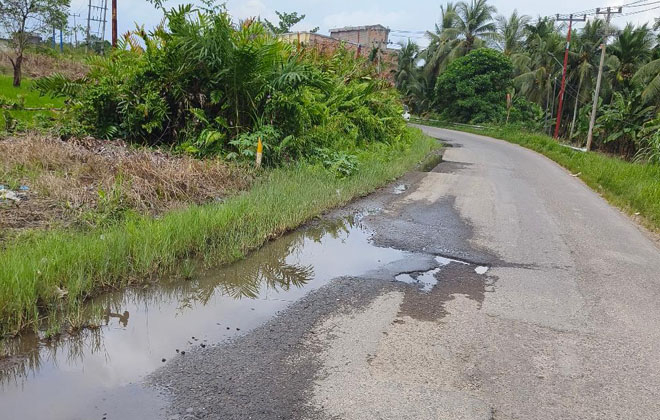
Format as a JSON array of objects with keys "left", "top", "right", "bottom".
[
  {"left": 0, "top": 135, "right": 252, "bottom": 232},
  {"left": 0, "top": 52, "right": 88, "bottom": 80}
]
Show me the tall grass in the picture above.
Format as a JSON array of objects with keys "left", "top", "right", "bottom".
[
  {"left": 0, "top": 129, "right": 438, "bottom": 336},
  {"left": 421, "top": 121, "right": 660, "bottom": 232}
]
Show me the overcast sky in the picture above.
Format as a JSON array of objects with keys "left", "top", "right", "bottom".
[{"left": 67, "top": 0, "right": 659, "bottom": 47}]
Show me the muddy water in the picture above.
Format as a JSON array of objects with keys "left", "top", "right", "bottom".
[{"left": 0, "top": 216, "right": 410, "bottom": 420}]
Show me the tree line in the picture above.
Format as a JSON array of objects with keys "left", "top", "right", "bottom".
[{"left": 395, "top": 0, "right": 660, "bottom": 162}]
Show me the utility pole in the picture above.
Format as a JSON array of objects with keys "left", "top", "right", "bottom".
[
  {"left": 548, "top": 76, "right": 558, "bottom": 136},
  {"left": 586, "top": 6, "right": 622, "bottom": 151},
  {"left": 86, "top": 0, "right": 109, "bottom": 54},
  {"left": 554, "top": 14, "right": 586, "bottom": 139},
  {"left": 100, "top": 0, "right": 108, "bottom": 55},
  {"left": 71, "top": 13, "right": 80, "bottom": 47},
  {"left": 112, "top": 0, "right": 117, "bottom": 48},
  {"left": 86, "top": 0, "right": 92, "bottom": 52}
]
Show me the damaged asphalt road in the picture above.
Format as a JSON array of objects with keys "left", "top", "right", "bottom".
[{"left": 152, "top": 126, "right": 660, "bottom": 419}]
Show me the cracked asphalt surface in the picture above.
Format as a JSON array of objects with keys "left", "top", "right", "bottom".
[{"left": 152, "top": 126, "right": 660, "bottom": 419}]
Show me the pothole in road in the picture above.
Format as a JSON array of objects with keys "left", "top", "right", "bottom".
[
  {"left": 0, "top": 212, "right": 496, "bottom": 420},
  {"left": 0, "top": 215, "right": 411, "bottom": 420},
  {"left": 394, "top": 256, "right": 491, "bottom": 294},
  {"left": 395, "top": 269, "right": 441, "bottom": 292},
  {"left": 394, "top": 256, "right": 495, "bottom": 322}
]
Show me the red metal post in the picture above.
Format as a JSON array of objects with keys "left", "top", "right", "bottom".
[{"left": 554, "top": 16, "right": 572, "bottom": 139}]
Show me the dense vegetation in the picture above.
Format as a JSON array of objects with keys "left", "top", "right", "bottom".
[
  {"left": 396, "top": 0, "right": 660, "bottom": 161},
  {"left": 35, "top": 4, "right": 408, "bottom": 171},
  {"left": 0, "top": 3, "right": 439, "bottom": 336},
  {"left": 434, "top": 48, "right": 512, "bottom": 123}
]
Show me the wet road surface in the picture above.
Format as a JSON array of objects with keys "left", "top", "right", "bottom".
[
  {"left": 3, "top": 126, "right": 660, "bottom": 419},
  {"left": 155, "top": 126, "right": 660, "bottom": 419}
]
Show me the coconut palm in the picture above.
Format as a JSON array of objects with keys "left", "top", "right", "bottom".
[
  {"left": 633, "top": 58, "right": 660, "bottom": 104},
  {"left": 395, "top": 41, "right": 420, "bottom": 92},
  {"left": 422, "top": 3, "right": 460, "bottom": 84},
  {"left": 513, "top": 18, "right": 563, "bottom": 106},
  {"left": 446, "top": 0, "right": 498, "bottom": 53},
  {"left": 496, "top": 10, "right": 530, "bottom": 56},
  {"left": 609, "top": 24, "right": 654, "bottom": 87}
]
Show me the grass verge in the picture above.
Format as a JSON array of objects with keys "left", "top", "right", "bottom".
[
  {"left": 0, "top": 128, "right": 439, "bottom": 336},
  {"left": 416, "top": 120, "right": 660, "bottom": 233},
  {"left": 0, "top": 75, "right": 65, "bottom": 130}
]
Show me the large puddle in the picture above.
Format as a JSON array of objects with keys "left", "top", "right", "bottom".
[{"left": 0, "top": 215, "right": 411, "bottom": 420}]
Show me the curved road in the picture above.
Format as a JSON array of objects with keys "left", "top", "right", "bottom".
[{"left": 157, "top": 126, "right": 660, "bottom": 419}]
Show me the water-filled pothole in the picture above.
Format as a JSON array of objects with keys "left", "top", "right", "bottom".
[
  {"left": 0, "top": 214, "right": 496, "bottom": 420},
  {"left": 0, "top": 217, "right": 411, "bottom": 420},
  {"left": 394, "top": 255, "right": 490, "bottom": 293}
]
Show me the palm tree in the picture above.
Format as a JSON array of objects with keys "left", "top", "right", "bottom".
[
  {"left": 422, "top": 3, "right": 460, "bottom": 85},
  {"left": 395, "top": 41, "right": 420, "bottom": 92},
  {"left": 496, "top": 10, "right": 530, "bottom": 56},
  {"left": 633, "top": 57, "right": 660, "bottom": 104},
  {"left": 513, "top": 18, "right": 563, "bottom": 105},
  {"left": 609, "top": 24, "right": 654, "bottom": 87},
  {"left": 447, "top": 0, "right": 498, "bottom": 53}
]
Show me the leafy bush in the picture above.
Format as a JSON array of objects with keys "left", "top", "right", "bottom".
[
  {"left": 507, "top": 95, "right": 544, "bottom": 130},
  {"left": 36, "top": 5, "right": 407, "bottom": 166},
  {"left": 595, "top": 89, "right": 656, "bottom": 157},
  {"left": 434, "top": 48, "right": 513, "bottom": 123},
  {"left": 635, "top": 116, "right": 660, "bottom": 164}
]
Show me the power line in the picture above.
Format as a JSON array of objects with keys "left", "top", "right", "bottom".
[
  {"left": 623, "top": 4, "right": 660, "bottom": 15},
  {"left": 621, "top": 0, "right": 653, "bottom": 6},
  {"left": 626, "top": 0, "right": 660, "bottom": 7}
]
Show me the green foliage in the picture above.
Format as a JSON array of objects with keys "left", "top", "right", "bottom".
[
  {"left": 400, "top": 0, "right": 659, "bottom": 159},
  {"left": 0, "top": 0, "right": 70, "bottom": 86},
  {"left": 596, "top": 89, "right": 656, "bottom": 157},
  {"left": 0, "top": 75, "right": 64, "bottom": 132},
  {"left": 635, "top": 116, "right": 660, "bottom": 164},
  {"left": 264, "top": 11, "right": 307, "bottom": 34},
  {"left": 37, "top": 6, "right": 406, "bottom": 166},
  {"left": 508, "top": 95, "right": 544, "bottom": 130},
  {"left": 434, "top": 48, "right": 512, "bottom": 123}
]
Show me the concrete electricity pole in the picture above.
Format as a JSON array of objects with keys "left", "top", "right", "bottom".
[
  {"left": 70, "top": 13, "right": 80, "bottom": 46},
  {"left": 554, "top": 14, "right": 586, "bottom": 139},
  {"left": 586, "top": 7, "right": 622, "bottom": 151}
]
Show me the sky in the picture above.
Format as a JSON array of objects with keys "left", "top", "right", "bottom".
[{"left": 67, "top": 0, "right": 659, "bottom": 48}]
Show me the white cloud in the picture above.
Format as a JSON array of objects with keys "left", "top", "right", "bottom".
[{"left": 226, "top": 0, "right": 274, "bottom": 21}]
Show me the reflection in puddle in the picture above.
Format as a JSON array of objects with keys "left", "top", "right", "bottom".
[{"left": 0, "top": 217, "right": 408, "bottom": 420}]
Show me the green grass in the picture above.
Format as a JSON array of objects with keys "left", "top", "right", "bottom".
[
  {"left": 417, "top": 120, "right": 660, "bottom": 233},
  {"left": 0, "top": 75, "right": 65, "bottom": 130},
  {"left": 0, "top": 128, "right": 439, "bottom": 336}
]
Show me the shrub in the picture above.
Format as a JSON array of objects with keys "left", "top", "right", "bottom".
[
  {"left": 35, "top": 5, "right": 407, "bottom": 166},
  {"left": 434, "top": 48, "right": 513, "bottom": 123}
]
